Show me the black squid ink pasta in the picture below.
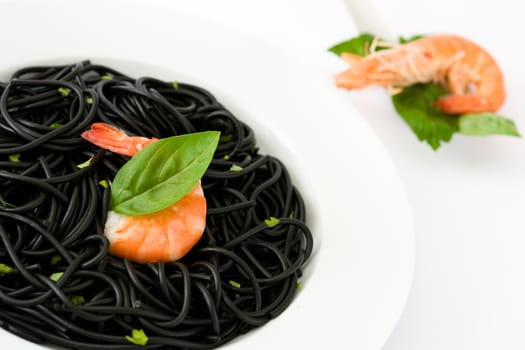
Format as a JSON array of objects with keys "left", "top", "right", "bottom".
[{"left": 0, "top": 61, "right": 313, "bottom": 349}]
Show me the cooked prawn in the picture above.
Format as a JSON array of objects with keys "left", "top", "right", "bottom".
[
  {"left": 81, "top": 123, "right": 206, "bottom": 263},
  {"left": 335, "top": 34, "right": 505, "bottom": 114},
  {"left": 81, "top": 123, "right": 158, "bottom": 157}
]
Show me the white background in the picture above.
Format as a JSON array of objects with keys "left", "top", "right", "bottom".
[{"left": 168, "top": 0, "right": 525, "bottom": 349}]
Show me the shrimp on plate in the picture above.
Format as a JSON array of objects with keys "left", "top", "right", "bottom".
[
  {"left": 82, "top": 123, "right": 206, "bottom": 264},
  {"left": 335, "top": 34, "right": 505, "bottom": 114}
]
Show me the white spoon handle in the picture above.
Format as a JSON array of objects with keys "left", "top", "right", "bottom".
[{"left": 343, "top": 0, "right": 395, "bottom": 41}]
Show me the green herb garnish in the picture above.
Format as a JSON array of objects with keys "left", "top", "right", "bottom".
[
  {"left": 110, "top": 131, "right": 220, "bottom": 216},
  {"left": 172, "top": 81, "right": 179, "bottom": 89},
  {"left": 392, "top": 83, "right": 457, "bottom": 150},
  {"left": 0, "top": 263, "right": 13, "bottom": 276},
  {"left": 9, "top": 154, "right": 21, "bottom": 163},
  {"left": 1, "top": 200, "right": 16, "bottom": 208},
  {"left": 229, "top": 280, "right": 241, "bottom": 288},
  {"left": 50, "top": 255, "right": 62, "bottom": 265},
  {"left": 220, "top": 134, "right": 233, "bottom": 143},
  {"left": 328, "top": 33, "right": 376, "bottom": 57},
  {"left": 76, "top": 157, "right": 92, "bottom": 169},
  {"left": 50, "top": 123, "right": 63, "bottom": 129},
  {"left": 329, "top": 33, "right": 422, "bottom": 57},
  {"left": 264, "top": 217, "right": 280, "bottom": 228},
  {"left": 86, "top": 97, "right": 94, "bottom": 105},
  {"left": 98, "top": 180, "right": 109, "bottom": 188},
  {"left": 458, "top": 113, "right": 520, "bottom": 137},
  {"left": 229, "top": 164, "right": 243, "bottom": 172},
  {"left": 399, "top": 34, "right": 425, "bottom": 44},
  {"left": 50, "top": 272, "right": 64, "bottom": 282},
  {"left": 126, "top": 329, "right": 148, "bottom": 346},
  {"left": 58, "top": 87, "right": 71, "bottom": 97},
  {"left": 101, "top": 75, "right": 113, "bottom": 81},
  {"left": 71, "top": 295, "right": 85, "bottom": 305}
]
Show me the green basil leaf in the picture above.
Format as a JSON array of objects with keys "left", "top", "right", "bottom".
[
  {"left": 458, "top": 113, "right": 520, "bottom": 137},
  {"left": 328, "top": 33, "right": 376, "bottom": 57},
  {"left": 110, "top": 131, "right": 219, "bottom": 216},
  {"left": 328, "top": 32, "right": 395, "bottom": 57},
  {"left": 392, "top": 83, "right": 458, "bottom": 150}
]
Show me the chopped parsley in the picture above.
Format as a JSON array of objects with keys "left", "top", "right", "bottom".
[
  {"left": 76, "top": 157, "right": 93, "bottom": 169},
  {"left": 50, "top": 272, "right": 64, "bottom": 282},
  {"left": 126, "top": 329, "right": 148, "bottom": 346},
  {"left": 8, "top": 154, "right": 20, "bottom": 163},
  {"left": 50, "top": 255, "right": 62, "bottom": 265},
  {"left": 71, "top": 295, "right": 85, "bottom": 305},
  {"left": 0, "top": 263, "right": 13, "bottom": 276},
  {"left": 58, "top": 87, "right": 71, "bottom": 97},
  {"left": 229, "top": 280, "right": 241, "bottom": 288},
  {"left": 264, "top": 217, "right": 280, "bottom": 228},
  {"left": 229, "top": 164, "right": 243, "bottom": 172}
]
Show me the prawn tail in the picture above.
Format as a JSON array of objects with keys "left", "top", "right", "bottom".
[
  {"left": 81, "top": 122, "right": 157, "bottom": 157},
  {"left": 435, "top": 94, "right": 497, "bottom": 115},
  {"left": 335, "top": 54, "right": 369, "bottom": 89}
]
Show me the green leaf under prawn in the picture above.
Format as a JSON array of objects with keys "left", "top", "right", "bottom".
[
  {"left": 392, "top": 83, "right": 458, "bottom": 150},
  {"left": 328, "top": 32, "right": 400, "bottom": 57},
  {"left": 110, "top": 131, "right": 220, "bottom": 216},
  {"left": 458, "top": 113, "right": 521, "bottom": 137},
  {"left": 328, "top": 33, "right": 376, "bottom": 57},
  {"left": 399, "top": 34, "right": 425, "bottom": 44}
]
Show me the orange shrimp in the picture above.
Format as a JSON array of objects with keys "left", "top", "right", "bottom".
[
  {"left": 81, "top": 123, "right": 206, "bottom": 263},
  {"left": 81, "top": 123, "right": 158, "bottom": 157},
  {"left": 335, "top": 34, "right": 505, "bottom": 114}
]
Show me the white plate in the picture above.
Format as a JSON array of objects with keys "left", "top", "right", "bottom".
[{"left": 0, "top": 1, "right": 415, "bottom": 349}]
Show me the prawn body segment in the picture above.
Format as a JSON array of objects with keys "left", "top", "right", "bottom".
[
  {"left": 105, "top": 183, "right": 206, "bottom": 263},
  {"left": 81, "top": 123, "right": 207, "bottom": 263},
  {"left": 335, "top": 34, "right": 505, "bottom": 114}
]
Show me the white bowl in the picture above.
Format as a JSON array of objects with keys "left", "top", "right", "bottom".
[{"left": 0, "top": 1, "right": 415, "bottom": 349}]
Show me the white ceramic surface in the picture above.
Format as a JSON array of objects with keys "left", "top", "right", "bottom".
[{"left": 0, "top": 1, "right": 414, "bottom": 349}]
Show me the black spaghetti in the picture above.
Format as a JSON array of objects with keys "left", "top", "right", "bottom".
[{"left": 0, "top": 61, "right": 313, "bottom": 349}]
